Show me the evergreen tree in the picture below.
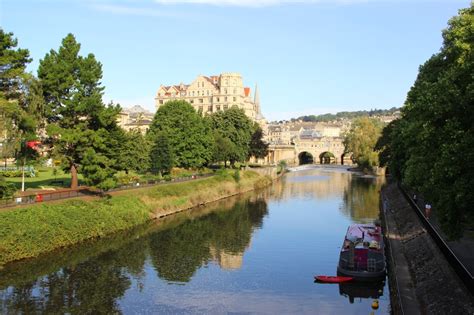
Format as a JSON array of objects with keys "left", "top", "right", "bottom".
[{"left": 38, "top": 34, "right": 120, "bottom": 190}]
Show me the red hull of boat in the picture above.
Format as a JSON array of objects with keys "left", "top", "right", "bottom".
[{"left": 314, "top": 275, "right": 354, "bottom": 283}]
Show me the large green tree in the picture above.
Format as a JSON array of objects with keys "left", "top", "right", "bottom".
[
  {"left": 114, "top": 129, "right": 151, "bottom": 174},
  {"left": 148, "top": 100, "right": 213, "bottom": 169},
  {"left": 248, "top": 122, "right": 269, "bottom": 160},
  {"left": 150, "top": 131, "right": 173, "bottom": 175},
  {"left": 38, "top": 34, "right": 121, "bottom": 190},
  {"left": 0, "top": 29, "right": 39, "bottom": 178},
  {"left": 343, "top": 117, "right": 384, "bottom": 170},
  {"left": 377, "top": 4, "right": 474, "bottom": 239},
  {"left": 208, "top": 106, "right": 254, "bottom": 166}
]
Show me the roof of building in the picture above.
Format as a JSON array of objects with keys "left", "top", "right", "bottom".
[{"left": 244, "top": 87, "right": 251, "bottom": 97}]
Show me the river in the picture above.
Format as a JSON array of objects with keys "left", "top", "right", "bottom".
[{"left": 0, "top": 166, "right": 389, "bottom": 314}]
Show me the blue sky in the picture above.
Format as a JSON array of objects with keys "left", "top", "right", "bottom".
[{"left": 0, "top": 0, "right": 470, "bottom": 121}]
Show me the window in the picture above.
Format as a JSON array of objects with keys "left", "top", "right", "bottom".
[
  {"left": 223, "top": 105, "right": 228, "bottom": 110},
  {"left": 216, "top": 105, "right": 221, "bottom": 111},
  {"left": 207, "top": 90, "right": 209, "bottom": 96},
  {"left": 199, "top": 106, "right": 203, "bottom": 112},
  {"left": 190, "top": 100, "right": 194, "bottom": 104},
  {"left": 159, "top": 100, "right": 163, "bottom": 104},
  {"left": 192, "top": 91, "right": 195, "bottom": 96},
  {"left": 199, "top": 99, "right": 204, "bottom": 103},
  {"left": 225, "top": 97, "right": 228, "bottom": 102},
  {"left": 233, "top": 88, "right": 236, "bottom": 94},
  {"left": 233, "top": 97, "right": 236, "bottom": 102},
  {"left": 208, "top": 105, "right": 212, "bottom": 112},
  {"left": 217, "top": 97, "right": 220, "bottom": 102}
]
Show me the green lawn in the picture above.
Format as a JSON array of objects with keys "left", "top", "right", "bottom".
[{"left": 5, "top": 167, "right": 83, "bottom": 190}]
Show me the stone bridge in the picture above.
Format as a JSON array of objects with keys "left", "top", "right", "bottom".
[{"left": 263, "top": 137, "right": 353, "bottom": 166}]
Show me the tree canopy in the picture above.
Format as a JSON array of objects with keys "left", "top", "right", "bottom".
[
  {"left": 377, "top": 4, "right": 474, "bottom": 239},
  {"left": 208, "top": 106, "right": 254, "bottom": 166},
  {"left": 38, "top": 34, "right": 121, "bottom": 190},
  {"left": 343, "top": 117, "right": 384, "bottom": 169},
  {"left": 148, "top": 100, "right": 214, "bottom": 169}
]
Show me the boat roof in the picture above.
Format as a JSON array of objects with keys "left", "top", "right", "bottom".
[{"left": 345, "top": 224, "right": 381, "bottom": 243}]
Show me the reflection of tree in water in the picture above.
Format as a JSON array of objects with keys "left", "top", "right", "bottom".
[
  {"left": 0, "top": 197, "right": 268, "bottom": 312},
  {"left": 342, "top": 177, "right": 385, "bottom": 222},
  {"left": 1, "top": 237, "right": 148, "bottom": 314},
  {"left": 148, "top": 198, "right": 268, "bottom": 283}
]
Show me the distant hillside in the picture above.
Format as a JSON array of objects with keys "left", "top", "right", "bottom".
[{"left": 290, "top": 107, "right": 400, "bottom": 123}]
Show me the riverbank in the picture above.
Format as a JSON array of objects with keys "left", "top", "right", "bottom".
[
  {"left": 0, "top": 170, "right": 274, "bottom": 268},
  {"left": 381, "top": 182, "right": 474, "bottom": 314}
]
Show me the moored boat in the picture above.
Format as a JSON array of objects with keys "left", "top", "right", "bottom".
[{"left": 337, "top": 223, "right": 386, "bottom": 280}]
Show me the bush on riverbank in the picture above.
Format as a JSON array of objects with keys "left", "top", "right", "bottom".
[{"left": 0, "top": 170, "right": 272, "bottom": 268}]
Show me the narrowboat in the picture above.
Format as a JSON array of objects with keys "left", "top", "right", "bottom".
[{"left": 337, "top": 223, "right": 386, "bottom": 280}]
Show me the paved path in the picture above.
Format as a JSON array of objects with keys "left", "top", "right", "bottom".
[{"left": 382, "top": 183, "right": 474, "bottom": 314}]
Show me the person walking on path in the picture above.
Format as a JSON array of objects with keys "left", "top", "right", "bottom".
[{"left": 425, "top": 203, "right": 432, "bottom": 219}]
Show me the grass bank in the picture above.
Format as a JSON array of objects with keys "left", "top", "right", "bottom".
[{"left": 0, "top": 170, "right": 272, "bottom": 268}]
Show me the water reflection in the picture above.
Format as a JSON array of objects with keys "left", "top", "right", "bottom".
[
  {"left": 0, "top": 195, "right": 268, "bottom": 313},
  {"left": 0, "top": 167, "right": 389, "bottom": 314}
]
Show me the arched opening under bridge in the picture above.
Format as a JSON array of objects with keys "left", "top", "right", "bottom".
[
  {"left": 298, "top": 152, "right": 314, "bottom": 165},
  {"left": 319, "top": 151, "right": 335, "bottom": 164}
]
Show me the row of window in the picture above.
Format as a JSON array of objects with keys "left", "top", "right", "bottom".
[
  {"left": 158, "top": 97, "right": 238, "bottom": 105},
  {"left": 198, "top": 105, "right": 229, "bottom": 113},
  {"left": 159, "top": 88, "right": 240, "bottom": 98}
]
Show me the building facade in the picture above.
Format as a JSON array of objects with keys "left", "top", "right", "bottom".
[
  {"left": 116, "top": 105, "right": 154, "bottom": 135},
  {"left": 155, "top": 73, "right": 264, "bottom": 123}
]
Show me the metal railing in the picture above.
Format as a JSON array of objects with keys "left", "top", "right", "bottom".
[{"left": 0, "top": 173, "right": 214, "bottom": 209}]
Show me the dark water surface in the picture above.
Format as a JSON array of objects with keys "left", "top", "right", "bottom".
[{"left": 0, "top": 167, "right": 389, "bottom": 314}]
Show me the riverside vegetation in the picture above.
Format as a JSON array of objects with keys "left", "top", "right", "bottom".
[{"left": 0, "top": 170, "right": 272, "bottom": 268}]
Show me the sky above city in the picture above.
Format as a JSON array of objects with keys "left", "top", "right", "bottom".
[{"left": 1, "top": 0, "right": 470, "bottom": 121}]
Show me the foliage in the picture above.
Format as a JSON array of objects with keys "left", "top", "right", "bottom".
[
  {"left": 0, "top": 176, "right": 15, "bottom": 198},
  {"left": 208, "top": 106, "right": 254, "bottom": 166},
  {"left": 377, "top": 5, "right": 474, "bottom": 239},
  {"left": 115, "top": 129, "right": 151, "bottom": 174},
  {"left": 0, "top": 195, "right": 151, "bottom": 267},
  {"left": 289, "top": 107, "right": 400, "bottom": 123},
  {"left": 38, "top": 34, "right": 121, "bottom": 189},
  {"left": 212, "top": 132, "right": 238, "bottom": 167},
  {"left": 0, "top": 170, "right": 271, "bottom": 267},
  {"left": 343, "top": 117, "right": 384, "bottom": 170},
  {"left": 150, "top": 131, "right": 174, "bottom": 175},
  {"left": 248, "top": 123, "right": 269, "bottom": 159},
  {"left": 0, "top": 29, "right": 39, "bottom": 165},
  {"left": 277, "top": 160, "right": 287, "bottom": 174},
  {"left": 148, "top": 100, "right": 213, "bottom": 169}
]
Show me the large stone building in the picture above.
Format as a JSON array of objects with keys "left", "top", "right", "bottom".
[
  {"left": 155, "top": 73, "right": 264, "bottom": 123},
  {"left": 116, "top": 105, "right": 154, "bottom": 135}
]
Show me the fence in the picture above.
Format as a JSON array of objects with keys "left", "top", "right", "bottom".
[{"left": 0, "top": 173, "right": 214, "bottom": 209}]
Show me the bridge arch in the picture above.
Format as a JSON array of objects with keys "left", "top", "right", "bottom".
[
  {"left": 298, "top": 151, "right": 314, "bottom": 165},
  {"left": 319, "top": 151, "right": 335, "bottom": 164}
]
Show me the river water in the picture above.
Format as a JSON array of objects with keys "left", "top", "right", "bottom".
[{"left": 0, "top": 166, "right": 389, "bottom": 314}]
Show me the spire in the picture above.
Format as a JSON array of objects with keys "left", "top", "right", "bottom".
[
  {"left": 253, "top": 84, "right": 263, "bottom": 120},
  {"left": 254, "top": 84, "right": 260, "bottom": 107}
]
